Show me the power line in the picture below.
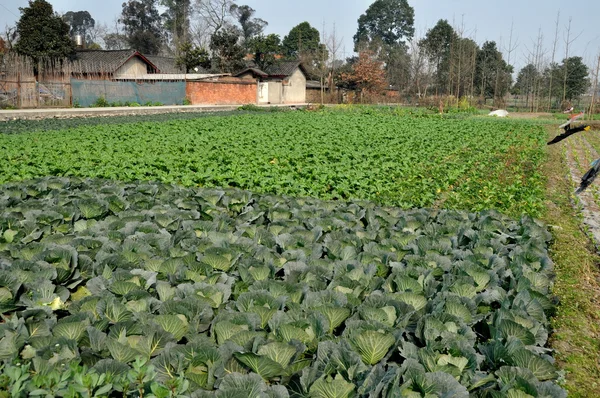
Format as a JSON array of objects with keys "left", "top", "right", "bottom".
[{"left": 0, "top": 2, "right": 19, "bottom": 19}]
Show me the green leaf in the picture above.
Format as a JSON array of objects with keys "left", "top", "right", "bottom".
[
  {"left": 309, "top": 374, "right": 355, "bottom": 398},
  {"left": 0, "top": 287, "right": 13, "bottom": 303},
  {"left": 510, "top": 349, "right": 558, "bottom": 381},
  {"left": 156, "top": 281, "right": 176, "bottom": 302},
  {"left": 53, "top": 321, "right": 87, "bottom": 342},
  {"left": 451, "top": 283, "right": 477, "bottom": 299},
  {"left": 248, "top": 306, "right": 278, "bottom": 329},
  {"left": 203, "top": 254, "right": 232, "bottom": 271},
  {"left": 316, "top": 306, "right": 351, "bottom": 333},
  {"left": 154, "top": 315, "right": 189, "bottom": 341},
  {"left": 105, "top": 337, "right": 138, "bottom": 363},
  {"left": 99, "top": 300, "right": 133, "bottom": 324},
  {"left": 214, "top": 321, "right": 249, "bottom": 345},
  {"left": 395, "top": 292, "right": 427, "bottom": 311},
  {"left": 249, "top": 266, "right": 271, "bottom": 281},
  {"left": 351, "top": 330, "right": 395, "bottom": 365},
  {"left": 3, "top": 229, "right": 17, "bottom": 243},
  {"left": 277, "top": 324, "right": 312, "bottom": 344},
  {"left": 444, "top": 300, "right": 472, "bottom": 323},
  {"left": 257, "top": 342, "right": 297, "bottom": 368},
  {"left": 109, "top": 281, "right": 139, "bottom": 296},
  {"left": 234, "top": 352, "right": 284, "bottom": 380},
  {"left": 499, "top": 320, "right": 536, "bottom": 346}
]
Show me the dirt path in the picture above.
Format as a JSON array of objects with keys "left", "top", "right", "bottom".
[{"left": 558, "top": 128, "right": 600, "bottom": 247}]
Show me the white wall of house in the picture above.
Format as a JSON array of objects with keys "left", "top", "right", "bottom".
[
  {"left": 114, "top": 57, "right": 147, "bottom": 78},
  {"left": 282, "top": 68, "right": 306, "bottom": 104}
]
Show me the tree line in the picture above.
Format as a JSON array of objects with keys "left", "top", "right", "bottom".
[{"left": 0, "top": 0, "right": 594, "bottom": 108}]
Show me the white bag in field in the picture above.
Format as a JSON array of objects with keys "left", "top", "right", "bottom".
[{"left": 488, "top": 109, "right": 509, "bottom": 117}]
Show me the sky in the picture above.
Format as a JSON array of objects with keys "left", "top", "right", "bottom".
[{"left": 1, "top": 0, "right": 599, "bottom": 70}]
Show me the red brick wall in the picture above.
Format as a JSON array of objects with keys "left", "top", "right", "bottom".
[{"left": 186, "top": 79, "right": 257, "bottom": 105}]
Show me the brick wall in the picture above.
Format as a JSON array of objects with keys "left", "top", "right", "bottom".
[{"left": 186, "top": 78, "right": 257, "bottom": 105}]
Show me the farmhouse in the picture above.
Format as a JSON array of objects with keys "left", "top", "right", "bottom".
[
  {"left": 235, "top": 61, "right": 308, "bottom": 104},
  {"left": 73, "top": 49, "right": 160, "bottom": 78}
]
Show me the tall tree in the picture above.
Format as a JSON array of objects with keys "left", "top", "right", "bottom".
[
  {"left": 513, "top": 63, "right": 539, "bottom": 107},
  {"left": 419, "top": 19, "right": 457, "bottom": 94},
  {"left": 248, "top": 33, "right": 281, "bottom": 70},
  {"left": 353, "top": 0, "right": 414, "bottom": 51},
  {"left": 282, "top": 22, "right": 321, "bottom": 58},
  {"left": 560, "top": 56, "right": 589, "bottom": 101},
  {"left": 161, "top": 0, "right": 191, "bottom": 48},
  {"left": 120, "top": 0, "right": 164, "bottom": 55},
  {"left": 230, "top": 4, "right": 267, "bottom": 49},
  {"left": 450, "top": 37, "right": 479, "bottom": 98},
  {"left": 62, "top": 11, "right": 95, "bottom": 44},
  {"left": 540, "top": 62, "right": 564, "bottom": 107},
  {"left": 474, "top": 41, "right": 511, "bottom": 100},
  {"left": 14, "top": 0, "right": 75, "bottom": 61},
  {"left": 209, "top": 25, "right": 245, "bottom": 72}
]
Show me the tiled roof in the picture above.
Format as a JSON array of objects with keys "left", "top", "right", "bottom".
[
  {"left": 234, "top": 67, "right": 268, "bottom": 78},
  {"left": 264, "top": 61, "right": 306, "bottom": 77},
  {"left": 74, "top": 50, "right": 158, "bottom": 74},
  {"left": 234, "top": 61, "right": 308, "bottom": 79},
  {"left": 145, "top": 55, "right": 191, "bottom": 74}
]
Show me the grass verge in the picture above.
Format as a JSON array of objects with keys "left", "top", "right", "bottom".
[{"left": 544, "top": 127, "right": 600, "bottom": 397}]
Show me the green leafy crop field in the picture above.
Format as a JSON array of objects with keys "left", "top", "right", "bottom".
[
  {"left": 0, "top": 177, "right": 564, "bottom": 397},
  {"left": 0, "top": 110, "right": 547, "bottom": 218},
  {"left": 0, "top": 110, "right": 563, "bottom": 397}
]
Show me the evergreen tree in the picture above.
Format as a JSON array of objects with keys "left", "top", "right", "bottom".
[{"left": 14, "top": 0, "right": 75, "bottom": 62}]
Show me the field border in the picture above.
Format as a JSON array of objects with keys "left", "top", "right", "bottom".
[{"left": 544, "top": 126, "right": 600, "bottom": 397}]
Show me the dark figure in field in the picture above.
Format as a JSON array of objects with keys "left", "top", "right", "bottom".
[
  {"left": 576, "top": 159, "right": 600, "bottom": 194},
  {"left": 547, "top": 124, "right": 591, "bottom": 145},
  {"left": 547, "top": 111, "right": 589, "bottom": 145}
]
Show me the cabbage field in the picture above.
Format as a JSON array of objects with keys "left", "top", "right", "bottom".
[{"left": 0, "top": 110, "right": 564, "bottom": 397}]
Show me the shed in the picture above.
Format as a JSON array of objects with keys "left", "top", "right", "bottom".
[
  {"left": 73, "top": 49, "right": 159, "bottom": 78},
  {"left": 235, "top": 61, "right": 308, "bottom": 104}
]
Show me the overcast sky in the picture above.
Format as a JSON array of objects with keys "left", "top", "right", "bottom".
[{"left": 1, "top": 0, "right": 599, "bottom": 70}]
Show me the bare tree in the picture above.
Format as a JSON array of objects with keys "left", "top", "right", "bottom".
[
  {"left": 589, "top": 53, "right": 600, "bottom": 117},
  {"left": 469, "top": 27, "right": 477, "bottom": 100},
  {"left": 547, "top": 11, "right": 560, "bottom": 110},
  {"left": 455, "top": 15, "right": 465, "bottom": 102},
  {"left": 562, "top": 17, "right": 583, "bottom": 103},
  {"left": 503, "top": 19, "right": 519, "bottom": 68},
  {"left": 3, "top": 25, "right": 18, "bottom": 50},
  {"left": 326, "top": 23, "right": 343, "bottom": 92},
  {"left": 194, "top": 0, "right": 233, "bottom": 37},
  {"left": 523, "top": 28, "right": 546, "bottom": 111},
  {"left": 533, "top": 29, "right": 547, "bottom": 112},
  {"left": 408, "top": 33, "right": 432, "bottom": 98},
  {"left": 88, "top": 22, "right": 108, "bottom": 48}
]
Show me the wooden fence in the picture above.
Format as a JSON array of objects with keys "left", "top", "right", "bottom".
[{"left": 0, "top": 54, "right": 72, "bottom": 109}]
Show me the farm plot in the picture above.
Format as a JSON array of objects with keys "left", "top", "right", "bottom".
[
  {"left": 0, "top": 111, "right": 547, "bottom": 218},
  {"left": 0, "top": 177, "right": 565, "bottom": 397}
]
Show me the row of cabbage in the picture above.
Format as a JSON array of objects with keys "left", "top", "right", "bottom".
[{"left": 0, "top": 177, "right": 564, "bottom": 397}]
